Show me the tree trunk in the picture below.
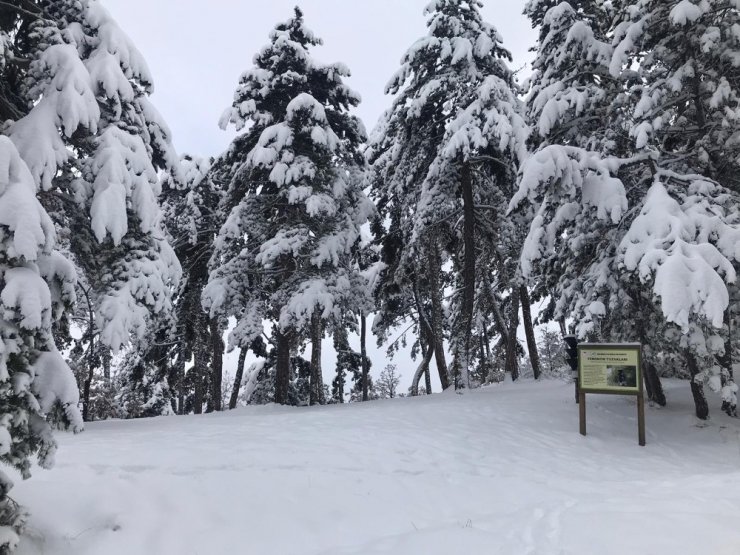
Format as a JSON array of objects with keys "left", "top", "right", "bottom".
[
  {"left": 643, "top": 361, "right": 666, "bottom": 407},
  {"left": 428, "top": 240, "right": 450, "bottom": 390},
  {"left": 208, "top": 318, "right": 224, "bottom": 412},
  {"left": 505, "top": 289, "right": 521, "bottom": 381},
  {"left": 229, "top": 348, "right": 248, "bottom": 410},
  {"left": 411, "top": 340, "right": 434, "bottom": 396},
  {"left": 360, "top": 313, "right": 369, "bottom": 401},
  {"left": 642, "top": 361, "right": 655, "bottom": 401},
  {"left": 103, "top": 349, "right": 111, "bottom": 383},
  {"left": 275, "top": 329, "right": 292, "bottom": 405},
  {"left": 520, "top": 285, "right": 540, "bottom": 380},
  {"left": 310, "top": 309, "right": 324, "bottom": 405},
  {"left": 192, "top": 340, "right": 208, "bottom": 415},
  {"left": 191, "top": 309, "right": 211, "bottom": 415},
  {"left": 424, "top": 364, "right": 432, "bottom": 395},
  {"left": 82, "top": 360, "right": 94, "bottom": 422},
  {"left": 716, "top": 308, "right": 736, "bottom": 416},
  {"left": 686, "top": 351, "right": 709, "bottom": 420},
  {"left": 458, "top": 162, "right": 475, "bottom": 389},
  {"left": 81, "top": 287, "right": 96, "bottom": 422},
  {"left": 636, "top": 321, "right": 666, "bottom": 407}
]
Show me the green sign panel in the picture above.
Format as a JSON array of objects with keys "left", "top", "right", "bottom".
[{"left": 578, "top": 344, "right": 641, "bottom": 395}]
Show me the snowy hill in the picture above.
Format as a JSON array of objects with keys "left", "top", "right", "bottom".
[{"left": 15, "top": 380, "right": 740, "bottom": 555}]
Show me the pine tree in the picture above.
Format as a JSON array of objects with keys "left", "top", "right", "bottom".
[
  {"left": 0, "top": 136, "right": 82, "bottom": 551},
  {"left": 204, "top": 8, "right": 373, "bottom": 406},
  {"left": 515, "top": 0, "right": 740, "bottom": 417},
  {"left": 0, "top": 1, "right": 181, "bottom": 423},
  {"left": 368, "top": 0, "right": 526, "bottom": 389},
  {"left": 608, "top": 0, "right": 740, "bottom": 416},
  {"left": 160, "top": 155, "right": 225, "bottom": 414}
]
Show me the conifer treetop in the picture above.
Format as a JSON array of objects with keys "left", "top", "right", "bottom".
[
  {"left": 387, "top": 0, "right": 512, "bottom": 96},
  {"left": 220, "top": 7, "right": 361, "bottom": 135}
]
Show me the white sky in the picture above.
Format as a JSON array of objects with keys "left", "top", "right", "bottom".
[
  {"left": 104, "top": 0, "right": 536, "bottom": 157},
  {"left": 102, "top": 0, "right": 539, "bottom": 393}
]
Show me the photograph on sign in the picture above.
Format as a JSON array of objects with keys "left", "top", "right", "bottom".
[{"left": 578, "top": 346, "right": 641, "bottom": 394}]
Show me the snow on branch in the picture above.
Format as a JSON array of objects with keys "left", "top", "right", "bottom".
[
  {"left": 510, "top": 145, "right": 635, "bottom": 277},
  {"left": 619, "top": 171, "right": 740, "bottom": 331}
]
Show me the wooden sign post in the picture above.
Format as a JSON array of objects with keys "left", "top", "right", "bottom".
[{"left": 577, "top": 343, "right": 646, "bottom": 447}]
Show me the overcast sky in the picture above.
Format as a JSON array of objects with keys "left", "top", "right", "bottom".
[
  {"left": 104, "top": 0, "right": 537, "bottom": 158},
  {"left": 101, "top": 0, "right": 539, "bottom": 392}
]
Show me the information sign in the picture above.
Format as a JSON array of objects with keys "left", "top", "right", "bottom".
[
  {"left": 578, "top": 345, "right": 640, "bottom": 394},
  {"left": 576, "top": 343, "right": 645, "bottom": 446}
]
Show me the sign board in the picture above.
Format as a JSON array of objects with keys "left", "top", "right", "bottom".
[
  {"left": 576, "top": 343, "right": 645, "bottom": 446},
  {"left": 578, "top": 344, "right": 641, "bottom": 395}
]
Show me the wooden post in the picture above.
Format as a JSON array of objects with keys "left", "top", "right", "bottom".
[
  {"left": 579, "top": 389, "right": 587, "bottom": 436},
  {"left": 637, "top": 392, "right": 646, "bottom": 447}
]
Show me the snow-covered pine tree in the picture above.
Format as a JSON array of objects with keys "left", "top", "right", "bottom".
[
  {"left": 3, "top": 1, "right": 181, "bottom": 376},
  {"left": 608, "top": 0, "right": 740, "bottom": 417},
  {"left": 204, "top": 8, "right": 373, "bottom": 406},
  {"left": 368, "top": 0, "right": 526, "bottom": 389},
  {"left": 0, "top": 137, "right": 82, "bottom": 551},
  {"left": 514, "top": 0, "right": 673, "bottom": 404},
  {"left": 514, "top": 0, "right": 740, "bottom": 417},
  {"left": 516, "top": 0, "right": 629, "bottom": 341},
  {"left": 160, "top": 155, "right": 225, "bottom": 414}
]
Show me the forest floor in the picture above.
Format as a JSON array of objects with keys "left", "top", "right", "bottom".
[{"left": 13, "top": 378, "right": 740, "bottom": 555}]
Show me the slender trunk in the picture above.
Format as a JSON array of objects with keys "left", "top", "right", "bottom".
[
  {"left": 505, "top": 289, "right": 521, "bottom": 381},
  {"left": 81, "top": 287, "right": 95, "bottom": 421},
  {"left": 310, "top": 309, "right": 324, "bottom": 405},
  {"left": 716, "top": 308, "right": 735, "bottom": 415},
  {"left": 686, "top": 350, "right": 709, "bottom": 420},
  {"left": 479, "top": 331, "right": 487, "bottom": 380},
  {"left": 175, "top": 343, "right": 186, "bottom": 415},
  {"left": 103, "top": 349, "right": 111, "bottom": 383},
  {"left": 192, "top": 341, "right": 207, "bottom": 415},
  {"left": 642, "top": 361, "right": 655, "bottom": 401},
  {"left": 644, "top": 361, "right": 666, "bottom": 407},
  {"left": 360, "top": 313, "right": 369, "bottom": 401},
  {"left": 482, "top": 324, "right": 493, "bottom": 381},
  {"left": 208, "top": 318, "right": 224, "bottom": 412},
  {"left": 485, "top": 275, "right": 509, "bottom": 349},
  {"left": 428, "top": 240, "right": 450, "bottom": 390},
  {"left": 559, "top": 319, "right": 567, "bottom": 337},
  {"left": 275, "top": 329, "right": 292, "bottom": 405},
  {"left": 412, "top": 282, "right": 436, "bottom": 395},
  {"left": 458, "top": 162, "right": 475, "bottom": 389},
  {"left": 229, "top": 348, "right": 248, "bottom": 410},
  {"left": 520, "top": 286, "right": 541, "bottom": 380},
  {"left": 411, "top": 340, "right": 434, "bottom": 396},
  {"left": 637, "top": 320, "right": 666, "bottom": 407},
  {"left": 82, "top": 359, "right": 94, "bottom": 422}
]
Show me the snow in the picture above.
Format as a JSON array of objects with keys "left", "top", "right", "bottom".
[
  {"left": 619, "top": 179, "right": 738, "bottom": 331},
  {"left": 14, "top": 379, "right": 740, "bottom": 554},
  {"left": 31, "top": 350, "right": 84, "bottom": 434},
  {"left": 9, "top": 43, "right": 99, "bottom": 191},
  {"left": 0, "top": 137, "right": 56, "bottom": 260},
  {"left": 670, "top": 0, "right": 708, "bottom": 25}
]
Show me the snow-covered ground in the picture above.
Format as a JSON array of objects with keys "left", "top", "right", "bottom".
[{"left": 14, "top": 379, "right": 740, "bottom": 555}]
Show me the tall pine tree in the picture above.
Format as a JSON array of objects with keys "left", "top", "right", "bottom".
[
  {"left": 368, "top": 0, "right": 526, "bottom": 389},
  {"left": 204, "top": 8, "right": 373, "bottom": 405}
]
